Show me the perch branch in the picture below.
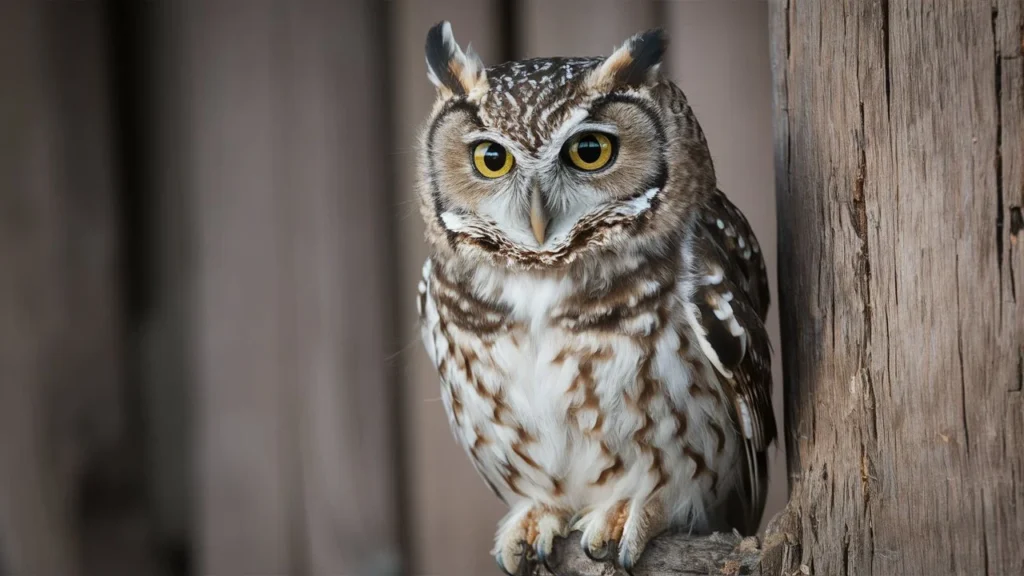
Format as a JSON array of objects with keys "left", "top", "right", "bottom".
[{"left": 531, "top": 509, "right": 802, "bottom": 576}]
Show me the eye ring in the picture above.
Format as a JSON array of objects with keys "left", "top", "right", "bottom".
[
  {"left": 472, "top": 141, "right": 515, "bottom": 178},
  {"left": 563, "top": 132, "right": 616, "bottom": 172}
]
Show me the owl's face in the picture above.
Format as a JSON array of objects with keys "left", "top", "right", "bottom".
[{"left": 419, "top": 22, "right": 713, "bottom": 271}]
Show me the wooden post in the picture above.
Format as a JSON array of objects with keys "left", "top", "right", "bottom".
[{"left": 771, "top": 0, "right": 1024, "bottom": 574}]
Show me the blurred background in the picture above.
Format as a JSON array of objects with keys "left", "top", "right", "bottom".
[{"left": 0, "top": 1, "right": 779, "bottom": 575}]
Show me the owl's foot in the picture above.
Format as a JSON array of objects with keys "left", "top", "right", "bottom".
[
  {"left": 493, "top": 503, "right": 570, "bottom": 575},
  {"left": 573, "top": 497, "right": 667, "bottom": 571}
]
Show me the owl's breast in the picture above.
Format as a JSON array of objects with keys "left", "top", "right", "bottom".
[{"left": 419, "top": 257, "right": 744, "bottom": 526}]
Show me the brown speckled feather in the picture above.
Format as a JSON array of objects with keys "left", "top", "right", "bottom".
[
  {"left": 689, "top": 189, "right": 775, "bottom": 532},
  {"left": 416, "top": 22, "right": 775, "bottom": 572}
]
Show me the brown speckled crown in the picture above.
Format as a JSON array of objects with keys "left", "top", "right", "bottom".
[{"left": 478, "top": 58, "right": 603, "bottom": 151}]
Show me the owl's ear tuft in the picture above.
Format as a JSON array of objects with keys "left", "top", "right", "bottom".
[
  {"left": 588, "top": 28, "right": 668, "bottom": 90},
  {"left": 425, "top": 21, "right": 488, "bottom": 98}
]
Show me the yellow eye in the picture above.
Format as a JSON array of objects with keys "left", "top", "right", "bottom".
[
  {"left": 565, "top": 132, "right": 615, "bottom": 171},
  {"left": 472, "top": 141, "right": 514, "bottom": 178}
]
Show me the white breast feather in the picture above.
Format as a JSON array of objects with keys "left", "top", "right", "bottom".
[{"left": 418, "top": 254, "right": 745, "bottom": 532}]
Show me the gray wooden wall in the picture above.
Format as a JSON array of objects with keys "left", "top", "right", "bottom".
[{"left": 0, "top": 2, "right": 780, "bottom": 575}]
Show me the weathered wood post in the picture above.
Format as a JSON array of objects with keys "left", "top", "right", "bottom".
[{"left": 772, "top": 0, "right": 1023, "bottom": 574}]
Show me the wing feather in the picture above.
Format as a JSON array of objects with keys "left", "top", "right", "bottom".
[
  {"left": 417, "top": 258, "right": 507, "bottom": 503},
  {"left": 685, "top": 189, "right": 776, "bottom": 533}
]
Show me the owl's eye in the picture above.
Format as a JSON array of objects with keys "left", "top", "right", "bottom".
[
  {"left": 564, "top": 132, "right": 616, "bottom": 172},
  {"left": 472, "top": 141, "right": 514, "bottom": 178}
]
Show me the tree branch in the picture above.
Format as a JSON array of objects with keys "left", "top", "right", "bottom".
[{"left": 531, "top": 509, "right": 802, "bottom": 576}]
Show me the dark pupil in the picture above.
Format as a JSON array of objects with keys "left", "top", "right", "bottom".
[
  {"left": 483, "top": 144, "right": 506, "bottom": 171},
  {"left": 576, "top": 136, "right": 602, "bottom": 163}
]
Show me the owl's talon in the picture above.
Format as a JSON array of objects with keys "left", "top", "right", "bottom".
[
  {"left": 575, "top": 498, "right": 667, "bottom": 570},
  {"left": 581, "top": 537, "right": 610, "bottom": 561},
  {"left": 620, "top": 548, "right": 637, "bottom": 572},
  {"left": 515, "top": 555, "right": 534, "bottom": 576},
  {"left": 495, "top": 546, "right": 534, "bottom": 576},
  {"left": 575, "top": 499, "right": 624, "bottom": 563},
  {"left": 534, "top": 541, "right": 552, "bottom": 566},
  {"left": 494, "top": 503, "right": 569, "bottom": 576},
  {"left": 616, "top": 498, "right": 667, "bottom": 571},
  {"left": 495, "top": 552, "right": 512, "bottom": 576},
  {"left": 540, "top": 551, "right": 557, "bottom": 574}
]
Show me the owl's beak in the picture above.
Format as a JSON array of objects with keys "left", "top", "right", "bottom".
[{"left": 530, "top": 185, "right": 548, "bottom": 245}]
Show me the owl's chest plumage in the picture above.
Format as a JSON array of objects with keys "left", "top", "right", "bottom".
[{"left": 418, "top": 253, "right": 744, "bottom": 529}]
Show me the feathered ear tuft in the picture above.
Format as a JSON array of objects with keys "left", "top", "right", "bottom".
[
  {"left": 587, "top": 28, "right": 668, "bottom": 91},
  {"left": 425, "top": 21, "right": 488, "bottom": 98}
]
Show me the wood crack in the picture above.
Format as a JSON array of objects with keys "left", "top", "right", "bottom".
[
  {"left": 955, "top": 251, "right": 970, "bottom": 455},
  {"left": 1011, "top": 206, "right": 1021, "bottom": 302},
  {"left": 881, "top": 0, "right": 892, "bottom": 118},
  {"left": 840, "top": 524, "right": 850, "bottom": 576},
  {"left": 853, "top": 102, "right": 878, "bottom": 443},
  {"left": 994, "top": 3, "right": 1006, "bottom": 315},
  {"left": 882, "top": 0, "right": 899, "bottom": 311},
  {"left": 785, "top": 0, "right": 793, "bottom": 211},
  {"left": 785, "top": 0, "right": 791, "bottom": 73}
]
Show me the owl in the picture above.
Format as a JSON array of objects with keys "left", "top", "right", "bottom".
[{"left": 416, "top": 21, "right": 775, "bottom": 574}]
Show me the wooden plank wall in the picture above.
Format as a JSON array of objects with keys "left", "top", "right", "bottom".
[
  {"left": 0, "top": 6, "right": 83, "bottom": 575},
  {"left": 0, "top": 1, "right": 125, "bottom": 575},
  {"left": 0, "top": 2, "right": 780, "bottom": 575},
  {"left": 156, "top": 1, "right": 402, "bottom": 574}
]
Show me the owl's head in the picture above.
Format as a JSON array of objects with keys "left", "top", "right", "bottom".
[{"left": 418, "top": 21, "right": 714, "bottom": 272}]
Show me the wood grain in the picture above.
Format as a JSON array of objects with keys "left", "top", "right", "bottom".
[
  {"left": 532, "top": 532, "right": 764, "bottom": 576},
  {"left": 771, "top": 0, "right": 1024, "bottom": 573}
]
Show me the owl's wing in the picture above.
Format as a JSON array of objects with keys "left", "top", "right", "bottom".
[
  {"left": 684, "top": 188, "right": 776, "bottom": 533},
  {"left": 416, "top": 258, "right": 440, "bottom": 366},
  {"left": 417, "top": 258, "right": 509, "bottom": 503}
]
